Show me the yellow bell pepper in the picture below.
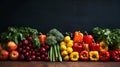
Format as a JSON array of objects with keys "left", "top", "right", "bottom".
[
  {"left": 99, "top": 41, "right": 108, "bottom": 52},
  {"left": 89, "top": 51, "right": 99, "bottom": 61},
  {"left": 70, "top": 52, "right": 79, "bottom": 61},
  {"left": 63, "top": 55, "right": 69, "bottom": 61}
]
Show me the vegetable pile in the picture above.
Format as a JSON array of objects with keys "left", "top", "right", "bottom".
[
  {"left": 46, "top": 28, "right": 63, "bottom": 62},
  {"left": 0, "top": 27, "right": 40, "bottom": 48},
  {"left": 0, "top": 27, "right": 120, "bottom": 62}
]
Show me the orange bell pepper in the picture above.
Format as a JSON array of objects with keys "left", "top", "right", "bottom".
[{"left": 73, "top": 31, "right": 83, "bottom": 43}]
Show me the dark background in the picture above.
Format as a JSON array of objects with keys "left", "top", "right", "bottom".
[{"left": 0, "top": 0, "right": 120, "bottom": 33}]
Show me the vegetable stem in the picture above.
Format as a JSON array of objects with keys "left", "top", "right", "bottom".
[
  {"left": 57, "top": 44, "right": 62, "bottom": 62},
  {"left": 50, "top": 46, "right": 53, "bottom": 62}
]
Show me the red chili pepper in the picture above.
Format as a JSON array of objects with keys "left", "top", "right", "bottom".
[
  {"left": 73, "top": 42, "right": 82, "bottom": 53},
  {"left": 38, "top": 33, "right": 46, "bottom": 46},
  {"left": 89, "top": 42, "right": 100, "bottom": 51},
  {"left": 99, "top": 51, "right": 110, "bottom": 61},
  {"left": 79, "top": 50, "right": 89, "bottom": 61},
  {"left": 73, "top": 31, "right": 83, "bottom": 43},
  {"left": 111, "top": 50, "right": 120, "bottom": 62}
]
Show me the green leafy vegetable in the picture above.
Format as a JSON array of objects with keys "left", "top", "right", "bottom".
[
  {"left": 92, "top": 27, "right": 120, "bottom": 50},
  {"left": 0, "top": 27, "right": 40, "bottom": 49}
]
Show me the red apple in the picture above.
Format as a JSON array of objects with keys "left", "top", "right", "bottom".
[
  {"left": 0, "top": 50, "right": 9, "bottom": 60},
  {"left": 9, "top": 51, "right": 19, "bottom": 60},
  {"left": 7, "top": 41, "right": 17, "bottom": 51}
]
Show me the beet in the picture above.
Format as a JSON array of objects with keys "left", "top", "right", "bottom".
[
  {"left": 27, "top": 57, "right": 32, "bottom": 61},
  {"left": 44, "top": 52, "right": 48, "bottom": 57},
  {"left": 23, "top": 39, "right": 29, "bottom": 45},
  {"left": 25, "top": 52, "right": 30, "bottom": 57},
  {"left": 18, "top": 42, "right": 23, "bottom": 47},
  {"left": 41, "top": 54, "right": 45, "bottom": 60},
  {"left": 22, "top": 49, "right": 26, "bottom": 53},
  {"left": 31, "top": 51, "right": 35, "bottom": 55},
  {"left": 31, "top": 55, "right": 36, "bottom": 60},
  {"left": 26, "top": 46, "right": 30, "bottom": 51},
  {"left": 27, "top": 36, "right": 33, "bottom": 41},
  {"left": 19, "top": 54, "right": 25, "bottom": 60},
  {"left": 44, "top": 57, "right": 49, "bottom": 61},
  {"left": 35, "top": 52, "right": 41, "bottom": 56},
  {"left": 36, "top": 57, "right": 41, "bottom": 61},
  {"left": 44, "top": 45, "right": 50, "bottom": 50},
  {"left": 40, "top": 47, "right": 46, "bottom": 53},
  {"left": 17, "top": 47, "right": 23, "bottom": 52},
  {"left": 29, "top": 51, "right": 32, "bottom": 54}
]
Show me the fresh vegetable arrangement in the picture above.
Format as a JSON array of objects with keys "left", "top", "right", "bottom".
[
  {"left": 0, "top": 26, "right": 120, "bottom": 62},
  {"left": 60, "top": 35, "right": 73, "bottom": 61},
  {"left": 46, "top": 28, "right": 64, "bottom": 62}
]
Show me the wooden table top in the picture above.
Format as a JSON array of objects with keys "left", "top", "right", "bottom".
[{"left": 0, "top": 61, "right": 120, "bottom": 67}]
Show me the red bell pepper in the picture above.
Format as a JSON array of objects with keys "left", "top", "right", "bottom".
[
  {"left": 73, "top": 42, "right": 82, "bottom": 53},
  {"left": 99, "top": 51, "right": 110, "bottom": 61},
  {"left": 79, "top": 50, "right": 89, "bottom": 60},
  {"left": 83, "top": 32, "right": 93, "bottom": 44},
  {"left": 111, "top": 50, "right": 120, "bottom": 62},
  {"left": 89, "top": 42, "right": 100, "bottom": 51}
]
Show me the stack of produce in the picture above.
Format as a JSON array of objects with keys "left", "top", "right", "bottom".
[
  {"left": 17, "top": 36, "right": 50, "bottom": 61},
  {"left": 0, "top": 27, "right": 50, "bottom": 61},
  {"left": 0, "top": 41, "right": 18, "bottom": 60},
  {"left": 60, "top": 35, "right": 74, "bottom": 61},
  {"left": 46, "top": 28, "right": 64, "bottom": 62},
  {"left": 92, "top": 27, "right": 120, "bottom": 61},
  {"left": 0, "top": 26, "right": 120, "bottom": 62}
]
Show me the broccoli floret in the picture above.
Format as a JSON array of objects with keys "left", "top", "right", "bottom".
[
  {"left": 55, "top": 32, "right": 64, "bottom": 42},
  {"left": 47, "top": 28, "right": 64, "bottom": 42},
  {"left": 46, "top": 35, "right": 57, "bottom": 46}
]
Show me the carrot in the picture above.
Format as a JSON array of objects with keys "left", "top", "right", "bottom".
[{"left": 38, "top": 33, "right": 46, "bottom": 46}]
